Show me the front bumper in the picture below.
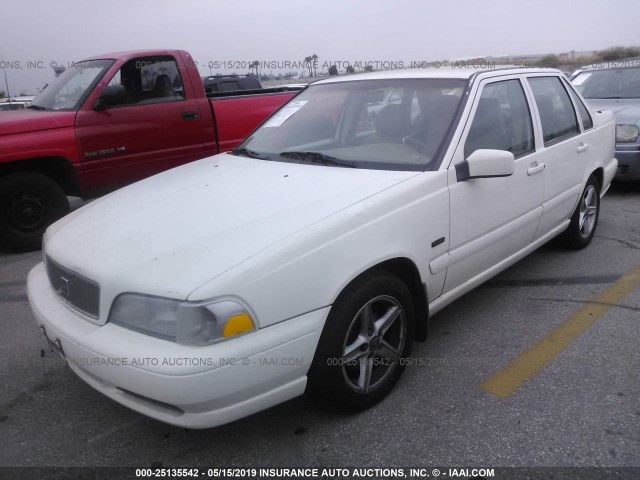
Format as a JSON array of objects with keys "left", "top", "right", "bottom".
[
  {"left": 614, "top": 144, "right": 640, "bottom": 181},
  {"left": 27, "top": 262, "right": 328, "bottom": 428}
]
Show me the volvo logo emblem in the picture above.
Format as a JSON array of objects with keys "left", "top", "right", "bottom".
[{"left": 57, "top": 276, "right": 71, "bottom": 299}]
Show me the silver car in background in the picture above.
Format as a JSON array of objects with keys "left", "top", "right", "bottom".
[
  {"left": 572, "top": 58, "right": 640, "bottom": 180},
  {"left": 0, "top": 96, "right": 35, "bottom": 111}
]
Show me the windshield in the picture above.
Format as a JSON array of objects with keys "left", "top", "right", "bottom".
[
  {"left": 232, "top": 78, "right": 467, "bottom": 171},
  {"left": 572, "top": 67, "right": 640, "bottom": 99},
  {"left": 30, "top": 59, "right": 114, "bottom": 110}
]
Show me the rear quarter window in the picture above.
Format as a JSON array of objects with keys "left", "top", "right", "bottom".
[{"left": 565, "top": 81, "right": 593, "bottom": 131}]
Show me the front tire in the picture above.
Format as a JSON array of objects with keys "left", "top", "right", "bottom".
[
  {"left": 563, "top": 175, "right": 600, "bottom": 250},
  {"left": 0, "top": 172, "right": 70, "bottom": 252},
  {"left": 307, "top": 271, "right": 414, "bottom": 410}
]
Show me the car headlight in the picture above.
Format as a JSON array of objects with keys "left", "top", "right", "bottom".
[
  {"left": 616, "top": 124, "right": 639, "bottom": 143},
  {"left": 108, "top": 294, "right": 256, "bottom": 346}
]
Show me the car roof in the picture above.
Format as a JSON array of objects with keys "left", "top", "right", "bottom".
[{"left": 312, "top": 67, "right": 562, "bottom": 85}]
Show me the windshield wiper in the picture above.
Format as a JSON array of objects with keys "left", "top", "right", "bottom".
[
  {"left": 595, "top": 96, "right": 629, "bottom": 99},
  {"left": 27, "top": 104, "right": 47, "bottom": 111},
  {"left": 231, "top": 147, "right": 271, "bottom": 160},
  {"left": 279, "top": 151, "right": 356, "bottom": 168}
]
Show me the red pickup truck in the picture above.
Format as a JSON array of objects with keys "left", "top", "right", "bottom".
[{"left": 0, "top": 49, "right": 300, "bottom": 251}]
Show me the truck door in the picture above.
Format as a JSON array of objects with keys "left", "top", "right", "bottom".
[{"left": 75, "top": 55, "right": 206, "bottom": 191}]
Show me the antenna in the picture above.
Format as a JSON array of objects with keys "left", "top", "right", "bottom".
[{"left": 3, "top": 70, "right": 10, "bottom": 99}]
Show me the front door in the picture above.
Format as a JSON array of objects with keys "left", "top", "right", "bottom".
[{"left": 445, "top": 76, "right": 545, "bottom": 291}]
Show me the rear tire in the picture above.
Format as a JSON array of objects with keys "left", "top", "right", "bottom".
[
  {"left": 563, "top": 175, "right": 600, "bottom": 250},
  {"left": 0, "top": 172, "right": 70, "bottom": 252},
  {"left": 307, "top": 271, "right": 414, "bottom": 410}
]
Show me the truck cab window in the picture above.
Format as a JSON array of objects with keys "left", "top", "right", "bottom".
[{"left": 104, "top": 56, "right": 186, "bottom": 107}]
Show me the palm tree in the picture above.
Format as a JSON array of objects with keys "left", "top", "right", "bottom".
[
  {"left": 249, "top": 61, "right": 260, "bottom": 78},
  {"left": 311, "top": 54, "right": 319, "bottom": 77},
  {"left": 304, "top": 56, "right": 313, "bottom": 77}
]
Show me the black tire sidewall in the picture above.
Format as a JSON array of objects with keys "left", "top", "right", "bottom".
[
  {"left": 0, "top": 173, "right": 69, "bottom": 252},
  {"left": 564, "top": 175, "right": 600, "bottom": 250},
  {"left": 307, "top": 270, "right": 415, "bottom": 410}
]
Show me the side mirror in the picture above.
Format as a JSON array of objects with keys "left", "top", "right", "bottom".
[
  {"left": 455, "top": 149, "right": 515, "bottom": 182},
  {"left": 93, "top": 85, "right": 126, "bottom": 111}
]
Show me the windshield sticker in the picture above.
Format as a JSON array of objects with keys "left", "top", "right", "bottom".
[{"left": 263, "top": 100, "right": 308, "bottom": 127}]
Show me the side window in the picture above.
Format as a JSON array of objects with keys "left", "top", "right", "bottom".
[
  {"left": 464, "top": 79, "right": 534, "bottom": 159},
  {"left": 221, "top": 81, "right": 240, "bottom": 92},
  {"left": 103, "top": 56, "right": 185, "bottom": 108},
  {"left": 528, "top": 76, "right": 580, "bottom": 146},
  {"left": 566, "top": 84, "right": 593, "bottom": 131}
]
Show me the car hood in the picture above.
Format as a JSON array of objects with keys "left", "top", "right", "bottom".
[
  {"left": 0, "top": 110, "right": 76, "bottom": 136},
  {"left": 46, "top": 154, "right": 418, "bottom": 310},
  {"left": 586, "top": 99, "right": 640, "bottom": 125}
]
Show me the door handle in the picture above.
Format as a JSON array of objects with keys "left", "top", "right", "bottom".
[
  {"left": 527, "top": 162, "right": 545, "bottom": 176},
  {"left": 181, "top": 111, "right": 198, "bottom": 120},
  {"left": 577, "top": 143, "right": 588, "bottom": 153}
]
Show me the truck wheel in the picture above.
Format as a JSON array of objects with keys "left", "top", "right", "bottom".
[
  {"left": 307, "top": 271, "right": 414, "bottom": 410},
  {"left": 563, "top": 175, "right": 600, "bottom": 250},
  {"left": 0, "top": 173, "right": 70, "bottom": 252}
]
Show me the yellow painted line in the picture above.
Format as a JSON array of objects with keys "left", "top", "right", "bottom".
[{"left": 480, "top": 261, "right": 640, "bottom": 398}]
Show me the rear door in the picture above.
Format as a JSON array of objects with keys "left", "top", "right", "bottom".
[
  {"left": 524, "top": 75, "right": 585, "bottom": 237},
  {"left": 444, "top": 75, "right": 544, "bottom": 291},
  {"left": 76, "top": 54, "right": 207, "bottom": 191}
]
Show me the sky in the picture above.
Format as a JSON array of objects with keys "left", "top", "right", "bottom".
[{"left": 1, "top": 0, "right": 638, "bottom": 95}]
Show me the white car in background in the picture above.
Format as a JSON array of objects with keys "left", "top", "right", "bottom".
[
  {"left": 0, "top": 95, "right": 35, "bottom": 111},
  {"left": 28, "top": 67, "right": 616, "bottom": 428}
]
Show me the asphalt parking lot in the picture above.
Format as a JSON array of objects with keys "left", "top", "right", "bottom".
[{"left": 0, "top": 184, "right": 639, "bottom": 471}]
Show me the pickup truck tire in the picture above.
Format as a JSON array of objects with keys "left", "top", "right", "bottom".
[
  {"left": 306, "top": 271, "right": 414, "bottom": 410},
  {"left": 0, "top": 172, "right": 70, "bottom": 252},
  {"left": 563, "top": 175, "right": 600, "bottom": 250}
]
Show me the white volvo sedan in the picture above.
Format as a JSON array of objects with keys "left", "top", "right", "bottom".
[{"left": 28, "top": 67, "right": 617, "bottom": 428}]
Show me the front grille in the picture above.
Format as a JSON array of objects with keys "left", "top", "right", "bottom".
[{"left": 46, "top": 256, "right": 100, "bottom": 319}]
